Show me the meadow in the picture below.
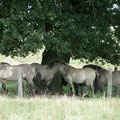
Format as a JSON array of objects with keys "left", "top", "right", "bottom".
[
  {"left": 0, "top": 96, "right": 120, "bottom": 120},
  {"left": 0, "top": 52, "right": 120, "bottom": 120}
]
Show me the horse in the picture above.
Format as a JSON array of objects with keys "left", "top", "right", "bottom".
[
  {"left": 83, "top": 64, "right": 109, "bottom": 96},
  {"left": 0, "top": 63, "right": 38, "bottom": 96},
  {"left": 112, "top": 71, "right": 120, "bottom": 96},
  {"left": 0, "top": 62, "right": 10, "bottom": 93},
  {"left": 83, "top": 64, "right": 120, "bottom": 96},
  {"left": 31, "top": 62, "right": 62, "bottom": 93},
  {"left": 32, "top": 62, "right": 81, "bottom": 95},
  {"left": 57, "top": 62, "right": 99, "bottom": 96}
]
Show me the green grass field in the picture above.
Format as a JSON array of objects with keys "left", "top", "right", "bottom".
[
  {"left": 0, "top": 96, "right": 120, "bottom": 120},
  {"left": 0, "top": 52, "right": 120, "bottom": 120}
]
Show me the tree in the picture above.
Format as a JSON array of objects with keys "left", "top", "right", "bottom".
[{"left": 0, "top": 0, "right": 120, "bottom": 93}]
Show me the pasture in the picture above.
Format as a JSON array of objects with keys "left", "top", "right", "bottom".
[
  {"left": 0, "top": 52, "right": 120, "bottom": 120},
  {"left": 0, "top": 96, "right": 120, "bottom": 120}
]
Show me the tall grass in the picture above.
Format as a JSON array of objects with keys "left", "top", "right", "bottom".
[{"left": 0, "top": 96, "right": 120, "bottom": 120}]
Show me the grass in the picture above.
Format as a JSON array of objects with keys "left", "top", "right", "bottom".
[
  {"left": 0, "top": 96, "right": 120, "bottom": 120},
  {"left": 0, "top": 82, "right": 120, "bottom": 120}
]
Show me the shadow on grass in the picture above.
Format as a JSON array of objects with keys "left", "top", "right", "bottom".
[{"left": 0, "top": 81, "right": 120, "bottom": 98}]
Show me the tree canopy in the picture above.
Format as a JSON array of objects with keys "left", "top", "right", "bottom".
[{"left": 0, "top": 0, "right": 120, "bottom": 64}]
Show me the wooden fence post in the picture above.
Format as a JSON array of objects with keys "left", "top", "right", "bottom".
[
  {"left": 18, "top": 68, "right": 23, "bottom": 98},
  {"left": 107, "top": 68, "right": 112, "bottom": 98}
]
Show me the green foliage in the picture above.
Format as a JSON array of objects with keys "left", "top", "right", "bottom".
[{"left": 0, "top": 0, "right": 120, "bottom": 64}]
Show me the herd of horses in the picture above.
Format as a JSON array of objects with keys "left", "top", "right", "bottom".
[{"left": 0, "top": 61, "right": 120, "bottom": 97}]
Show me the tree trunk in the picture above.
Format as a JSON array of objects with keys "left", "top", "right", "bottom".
[{"left": 38, "top": 50, "right": 70, "bottom": 95}]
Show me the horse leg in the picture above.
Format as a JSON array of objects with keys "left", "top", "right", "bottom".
[
  {"left": 101, "top": 85, "right": 106, "bottom": 97},
  {"left": 26, "top": 79, "right": 35, "bottom": 97},
  {"left": 45, "top": 79, "right": 52, "bottom": 94},
  {"left": 90, "top": 83, "right": 94, "bottom": 97},
  {"left": 74, "top": 83, "right": 79, "bottom": 96},
  {"left": 22, "top": 82, "right": 24, "bottom": 94},
  {"left": 81, "top": 86, "right": 84, "bottom": 96},
  {"left": 1, "top": 80, "right": 8, "bottom": 94},
  {"left": 69, "top": 83, "right": 75, "bottom": 96},
  {"left": 31, "top": 85, "right": 35, "bottom": 97},
  {"left": 114, "top": 86, "right": 119, "bottom": 96},
  {"left": 29, "top": 84, "right": 35, "bottom": 97},
  {"left": 26, "top": 80, "right": 34, "bottom": 95},
  {"left": 25, "top": 81, "right": 30, "bottom": 94},
  {"left": 84, "top": 86, "right": 90, "bottom": 97},
  {"left": 98, "top": 84, "right": 105, "bottom": 97},
  {"left": 44, "top": 87, "right": 49, "bottom": 95},
  {"left": 79, "top": 84, "right": 84, "bottom": 97}
]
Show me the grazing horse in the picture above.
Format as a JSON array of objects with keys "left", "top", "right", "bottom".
[
  {"left": 57, "top": 62, "right": 99, "bottom": 96},
  {"left": 0, "top": 63, "right": 38, "bottom": 96},
  {"left": 31, "top": 62, "right": 62, "bottom": 93}
]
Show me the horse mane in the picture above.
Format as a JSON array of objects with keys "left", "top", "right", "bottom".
[
  {"left": 48, "top": 62, "right": 55, "bottom": 68},
  {"left": 33, "top": 68, "right": 42, "bottom": 87},
  {"left": 83, "top": 64, "right": 102, "bottom": 70},
  {"left": 0, "top": 62, "right": 10, "bottom": 65},
  {"left": 48, "top": 61, "right": 66, "bottom": 68}
]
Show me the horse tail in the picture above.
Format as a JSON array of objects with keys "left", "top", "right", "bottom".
[
  {"left": 94, "top": 71, "right": 99, "bottom": 94},
  {"left": 33, "top": 68, "right": 41, "bottom": 87}
]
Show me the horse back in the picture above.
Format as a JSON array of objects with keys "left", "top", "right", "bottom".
[
  {"left": 83, "top": 67, "right": 96, "bottom": 76},
  {"left": 82, "top": 68, "right": 97, "bottom": 84},
  {"left": 83, "top": 64, "right": 108, "bottom": 85},
  {"left": 31, "top": 63, "right": 55, "bottom": 79},
  {"left": 18, "top": 64, "right": 36, "bottom": 78},
  {"left": 67, "top": 67, "right": 96, "bottom": 84},
  {"left": 0, "top": 65, "right": 19, "bottom": 81}
]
